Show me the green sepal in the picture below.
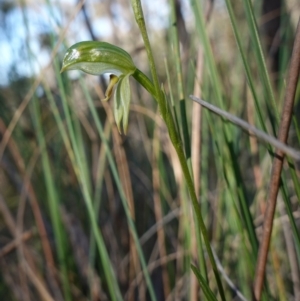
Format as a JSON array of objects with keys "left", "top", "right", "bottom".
[
  {"left": 114, "top": 74, "right": 131, "bottom": 134},
  {"left": 61, "top": 41, "right": 136, "bottom": 76}
]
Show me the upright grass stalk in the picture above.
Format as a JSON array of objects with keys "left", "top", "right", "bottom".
[
  {"left": 190, "top": 0, "right": 259, "bottom": 257},
  {"left": 224, "top": 0, "right": 266, "bottom": 134},
  {"left": 31, "top": 97, "right": 71, "bottom": 301},
  {"left": 169, "top": 0, "right": 191, "bottom": 161},
  {"left": 164, "top": 58, "right": 180, "bottom": 134},
  {"left": 225, "top": 0, "right": 300, "bottom": 275},
  {"left": 241, "top": 0, "right": 278, "bottom": 124},
  {"left": 130, "top": 0, "right": 226, "bottom": 299},
  {"left": 169, "top": 1, "right": 207, "bottom": 298}
]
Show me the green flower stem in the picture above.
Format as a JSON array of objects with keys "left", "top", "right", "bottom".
[
  {"left": 164, "top": 95, "right": 226, "bottom": 301},
  {"left": 137, "top": 70, "right": 226, "bottom": 301},
  {"left": 130, "top": 1, "right": 226, "bottom": 299},
  {"left": 131, "top": 0, "right": 164, "bottom": 102},
  {"left": 132, "top": 69, "right": 156, "bottom": 96}
]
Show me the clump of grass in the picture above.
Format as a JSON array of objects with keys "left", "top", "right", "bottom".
[{"left": 0, "top": 1, "right": 299, "bottom": 301}]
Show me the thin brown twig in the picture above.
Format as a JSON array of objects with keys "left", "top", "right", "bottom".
[
  {"left": 0, "top": 193, "right": 55, "bottom": 301},
  {"left": 253, "top": 18, "right": 300, "bottom": 301},
  {"left": 0, "top": 119, "right": 56, "bottom": 268},
  {"left": 126, "top": 250, "right": 188, "bottom": 297},
  {"left": 0, "top": 229, "right": 34, "bottom": 258},
  {"left": 189, "top": 97, "right": 300, "bottom": 161}
]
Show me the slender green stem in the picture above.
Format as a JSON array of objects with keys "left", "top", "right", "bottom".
[
  {"left": 131, "top": 0, "right": 162, "bottom": 102},
  {"left": 166, "top": 110, "right": 226, "bottom": 301},
  {"left": 130, "top": 1, "right": 226, "bottom": 299},
  {"left": 132, "top": 69, "right": 156, "bottom": 96}
]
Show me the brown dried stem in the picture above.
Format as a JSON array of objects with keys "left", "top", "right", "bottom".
[{"left": 253, "top": 18, "right": 300, "bottom": 301}]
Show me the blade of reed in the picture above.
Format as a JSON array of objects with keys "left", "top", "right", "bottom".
[
  {"left": 200, "top": 72, "right": 258, "bottom": 296},
  {"left": 241, "top": 0, "right": 278, "bottom": 124},
  {"left": 224, "top": 0, "right": 266, "bottom": 133},
  {"left": 191, "top": 265, "right": 219, "bottom": 301},
  {"left": 227, "top": 0, "right": 300, "bottom": 219},
  {"left": 164, "top": 58, "right": 181, "bottom": 137},
  {"left": 223, "top": 0, "right": 300, "bottom": 204},
  {"left": 190, "top": 0, "right": 259, "bottom": 257},
  {"left": 169, "top": 0, "right": 191, "bottom": 161},
  {"left": 189, "top": 0, "right": 224, "bottom": 108},
  {"left": 225, "top": 0, "right": 300, "bottom": 275},
  {"left": 30, "top": 95, "right": 72, "bottom": 301}
]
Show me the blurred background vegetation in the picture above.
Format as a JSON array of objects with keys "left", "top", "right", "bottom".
[{"left": 0, "top": 0, "right": 300, "bottom": 300}]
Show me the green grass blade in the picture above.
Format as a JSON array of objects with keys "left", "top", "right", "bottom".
[
  {"left": 190, "top": 0, "right": 260, "bottom": 258},
  {"left": 169, "top": 0, "right": 191, "bottom": 160},
  {"left": 224, "top": 0, "right": 267, "bottom": 134},
  {"left": 31, "top": 96, "right": 72, "bottom": 301},
  {"left": 241, "top": 0, "right": 278, "bottom": 123},
  {"left": 189, "top": 0, "right": 224, "bottom": 108},
  {"left": 191, "top": 265, "right": 219, "bottom": 301},
  {"left": 19, "top": 2, "right": 71, "bottom": 298},
  {"left": 52, "top": 60, "right": 123, "bottom": 301}
]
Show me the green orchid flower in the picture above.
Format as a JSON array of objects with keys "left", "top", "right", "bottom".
[{"left": 61, "top": 41, "right": 138, "bottom": 133}]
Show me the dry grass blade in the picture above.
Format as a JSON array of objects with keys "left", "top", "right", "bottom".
[
  {"left": 0, "top": 193, "right": 55, "bottom": 301},
  {"left": 191, "top": 48, "right": 203, "bottom": 301},
  {"left": 0, "top": 229, "right": 34, "bottom": 258}
]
